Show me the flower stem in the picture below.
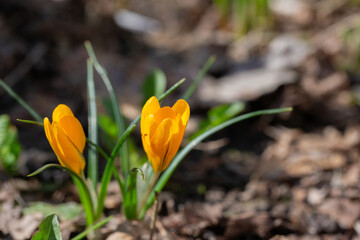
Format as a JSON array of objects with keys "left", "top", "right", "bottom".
[{"left": 137, "top": 171, "right": 160, "bottom": 217}]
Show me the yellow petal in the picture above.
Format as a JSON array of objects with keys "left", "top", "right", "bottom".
[
  {"left": 52, "top": 104, "right": 74, "bottom": 123},
  {"left": 141, "top": 96, "right": 160, "bottom": 134},
  {"left": 57, "top": 116, "right": 86, "bottom": 153},
  {"left": 150, "top": 118, "right": 173, "bottom": 156},
  {"left": 149, "top": 107, "right": 176, "bottom": 139},
  {"left": 53, "top": 124, "right": 85, "bottom": 175},
  {"left": 153, "top": 106, "right": 176, "bottom": 120},
  {"left": 44, "top": 117, "right": 66, "bottom": 166},
  {"left": 172, "top": 99, "right": 190, "bottom": 126},
  {"left": 163, "top": 118, "right": 183, "bottom": 169}
]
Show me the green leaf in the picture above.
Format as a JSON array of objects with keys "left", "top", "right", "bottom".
[
  {"left": 0, "top": 115, "right": 21, "bottom": 174},
  {"left": 191, "top": 101, "right": 245, "bottom": 139},
  {"left": 27, "top": 164, "right": 65, "bottom": 177},
  {"left": 139, "top": 107, "right": 293, "bottom": 219},
  {"left": 17, "top": 119, "right": 44, "bottom": 127},
  {"left": 131, "top": 167, "right": 145, "bottom": 183},
  {"left": 32, "top": 214, "right": 62, "bottom": 240},
  {"left": 24, "top": 202, "right": 82, "bottom": 221},
  {"left": 122, "top": 168, "right": 144, "bottom": 219},
  {"left": 96, "top": 124, "right": 136, "bottom": 219},
  {"left": 142, "top": 69, "right": 167, "bottom": 105},
  {"left": 0, "top": 79, "right": 43, "bottom": 122},
  {"left": 70, "top": 216, "right": 112, "bottom": 240},
  {"left": 183, "top": 56, "right": 215, "bottom": 101},
  {"left": 87, "top": 59, "right": 99, "bottom": 188},
  {"left": 85, "top": 41, "right": 129, "bottom": 182}
]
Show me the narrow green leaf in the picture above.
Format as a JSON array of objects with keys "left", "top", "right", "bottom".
[
  {"left": 32, "top": 214, "right": 62, "bottom": 240},
  {"left": 27, "top": 164, "right": 65, "bottom": 177},
  {"left": 122, "top": 170, "right": 138, "bottom": 220},
  {"left": 142, "top": 69, "right": 167, "bottom": 105},
  {"left": 71, "top": 216, "right": 112, "bottom": 240},
  {"left": 158, "top": 78, "right": 185, "bottom": 102},
  {"left": 87, "top": 59, "right": 98, "bottom": 188},
  {"left": 86, "top": 139, "right": 110, "bottom": 160},
  {"left": 17, "top": 119, "right": 44, "bottom": 127},
  {"left": 0, "top": 79, "right": 43, "bottom": 122},
  {"left": 72, "top": 176, "right": 96, "bottom": 226},
  {"left": 85, "top": 41, "right": 129, "bottom": 181},
  {"left": 96, "top": 124, "right": 136, "bottom": 219},
  {"left": 183, "top": 56, "right": 215, "bottom": 101},
  {"left": 131, "top": 167, "right": 146, "bottom": 183},
  {"left": 140, "top": 107, "right": 293, "bottom": 218}
]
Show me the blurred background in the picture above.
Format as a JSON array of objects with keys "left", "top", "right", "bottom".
[{"left": 1, "top": 0, "right": 360, "bottom": 239}]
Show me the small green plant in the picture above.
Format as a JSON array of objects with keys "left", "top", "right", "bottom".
[
  {"left": 0, "top": 114, "right": 21, "bottom": 174},
  {"left": 213, "top": 0, "right": 272, "bottom": 36}
]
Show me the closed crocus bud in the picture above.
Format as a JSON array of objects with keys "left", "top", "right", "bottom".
[
  {"left": 141, "top": 96, "right": 190, "bottom": 172},
  {"left": 44, "top": 104, "right": 86, "bottom": 176}
]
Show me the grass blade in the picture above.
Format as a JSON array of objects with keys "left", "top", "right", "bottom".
[
  {"left": 86, "top": 59, "right": 98, "bottom": 188},
  {"left": 0, "top": 79, "right": 42, "bottom": 122},
  {"left": 140, "top": 107, "right": 293, "bottom": 217},
  {"left": 84, "top": 41, "right": 129, "bottom": 181},
  {"left": 183, "top": 56, "right": 215, "bottom": 101},
  {"left": 71, "top": 216, "right": 112, "bottom": 240},
  {"left": 17, "top": 119, "right": 43, "bottom": 127}
]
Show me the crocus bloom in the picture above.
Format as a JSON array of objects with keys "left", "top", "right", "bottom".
[
  {"left": 141, "top": 96, "right": 190, "bottom": 172},
  {"left": 44, "top": 104, "right": 86, "bottom": 176}
]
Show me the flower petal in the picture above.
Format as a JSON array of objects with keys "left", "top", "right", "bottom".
[
  {"left": 44, "top": 117, "right": 66, "bottom": 166},
  {"left": 172, "top": 99, "right": 190, "bottom": 126},
  {"left": 53, "top": 124, "right": 85, "bottom": 175},
  {"left": 141, "top": 96, "right": 160, "bottom": 134},
  {"left": 149, "top": 107, "right": 176, "bottom": 139},
  {"left": 57, "top": 115, "right": 86, "bottom": 153},
  {"left": 150, "top": 118, "right": 173, "bottom": 157},
  {"left": 163, "top": 117, "right": 183, "bottom": 169},
  {"left": 52, "top": 104, "right": 74, "bottom": 122}
]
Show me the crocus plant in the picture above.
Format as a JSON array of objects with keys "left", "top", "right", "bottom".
[
  {"left": 136, "top": 96, "right": 189, "bottom": 215},
  {"left": 0, "top": 41, "right": 292, "bottom": 239},
  {"left": 141, "top": 96, "right": 190, "bottom": 173},
  {"left": 44, "top": 104, "right": 86, "bottom": 176}
]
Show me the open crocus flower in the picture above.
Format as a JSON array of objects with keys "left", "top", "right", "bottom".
[
  {"left": 141, "top": 96, "right": 190, "bottom": 172},
  {"left": 44, "top": 104, "right": 86, "bottom": 176}
]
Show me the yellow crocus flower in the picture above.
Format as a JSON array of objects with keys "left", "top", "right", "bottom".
[
  {"left": 141, "top": 96, "right": 190, "bottom": 172},
  {"left": 44, "top": 104, "right": 86, "bottom": 176}
]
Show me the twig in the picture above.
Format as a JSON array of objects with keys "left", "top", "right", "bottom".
[{"left": 150, "top": 191, "right": 160, "bottom": 240}]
